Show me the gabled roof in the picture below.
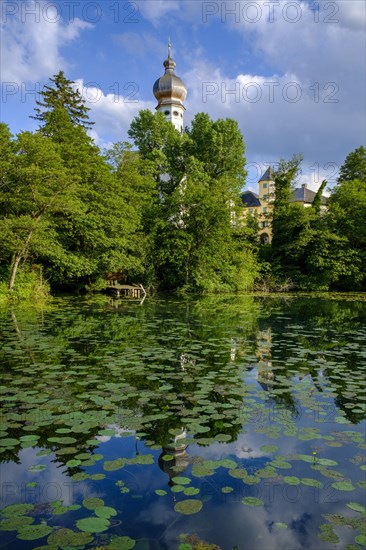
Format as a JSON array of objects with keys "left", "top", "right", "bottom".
[
  {"left": 290, "top": 186, "right": 328, "bottom": 205},
  {"left": 241, "top": 191, "right": 261, "bottom": 207},
  {"left": 259, "top": 167, "right": 275, "bottom": 182}
]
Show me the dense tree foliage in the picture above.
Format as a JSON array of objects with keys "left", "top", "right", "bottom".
[
  {"left": 268, "top": 148, "right": 366, "bottom": 291},
  {"left": 0, "top": 71, "right": 364, "bottom": 299},
  {"left": 337, "top": 146, "right": 366, "bottom": 183}
]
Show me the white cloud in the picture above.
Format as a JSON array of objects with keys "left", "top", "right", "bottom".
[
  {"left": 136, "top": 0, "right": 180, "bottom": 25},
  {"left": 337, "top": 0, "right": 366, "bottom": 31},
  {"left": 1, "top": 0, "right": 93, "bottom": 83},
  {"left": 73, "top": 79, "right": 154, "bottom": 146},
  {"left": 179, "top": 0, "right": 364, "bottom": 191}
]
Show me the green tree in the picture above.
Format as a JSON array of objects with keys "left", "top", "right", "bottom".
[
  {"left": 28, "top": 73, "right": 144, "bottom": 288},
  {"left": 0, "top": 130, "right": 78, "bottom": 290},
  {"left": 128, "top": 111, "right": 257, "bottom": 292},
  {"left": 31, "top": 71, "right": 93, "bottom": 131},
  {"left": 186, "top": 113, "right": 246, "bottom": 187},
  {"left": 337, "top": 146, "right": 366, "bottom": 183},
  {"left": 326, "top": 178, "right": 366, "bottom": 289}
]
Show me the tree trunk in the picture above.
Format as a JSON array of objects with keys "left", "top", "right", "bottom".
[
  {"left": 9, "top": 252, "right": 22, "bottom": 291},
  {"left": 8, "top": 231, "right": 33, "bottom": 291}
]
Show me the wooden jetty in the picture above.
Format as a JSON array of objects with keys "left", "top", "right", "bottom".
[{"left": 106, "top": 281, "right": 147, "bottom": 299}]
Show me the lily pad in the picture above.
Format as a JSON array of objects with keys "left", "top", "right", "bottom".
[
  {"left": 0, "top": 516, "right": 34, "bottom": 531},
  {"left": 108, "top": 536, "right": 136, "bottom": 549},
  {"left": 184, "top": 487, "right": 200, "bottom": 496},
  {"left": 1, "top": 503, "right": 34, "bottom": 517},
  {"left": 346, "top": 502, "right": 366, "bottom": 513},
  {"left": 355, "top": 535, "right": 366, "bottom": 547},
  {"left": 172, "top": 476, "right": 191, "bottom": 485},
  {"left": 242, "top": 497, "right": 264, "bottom": 507},
  {"left": 103, "top": 458, "right": 125, "bottom": 471},
  {"left": 17, "top": 524, "right": 53, "bottom": 541},
  {"left": 47, "top": 528, "right": 93, "bottom": 546},
  {"left": 76, "top": 517, "right": 110, "bottom": 533},
  {"left": 82, "top": 497, "right": 104, "bottom": 510},
  {"left": 95, "top": 506, "right": 117, "bottom": 519},
  {"left": 174, "top": 499, "right": 203, "bottom": 515},
  {"left": 221, "top": 486, "right": 234, "bottom": 493},
  {"left": 260, "top": 445, "right": 278, "bottom": 453},
  {"left": 332, "top": 481, "right": 356, "bottom": 491},
  {"left": 284, "top": 476, "right": 301, "bottom": 485}
]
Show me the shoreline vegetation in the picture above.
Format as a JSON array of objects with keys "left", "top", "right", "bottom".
[
  {"left": 1, "top": 72, "right": 365, "bottom": 303},
  {"left": 1, "top": 273, "right": 365, "bottom": 308}
]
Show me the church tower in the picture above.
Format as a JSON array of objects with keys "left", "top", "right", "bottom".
[{"left": 153, "top": 41, "right": 187, "bottom": 133}]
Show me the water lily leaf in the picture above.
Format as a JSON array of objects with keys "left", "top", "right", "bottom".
[
  {"left": 260, "top": 445, "right": 278, "bottom": 453},
  {"left": 355, "top": 534, "right": 366, "bottom": 547},
  {"left": 1, "top": 503, "right": 34, "bottom": 517},
  {"left": 191, "top": 464, "right": 214, "bottom": 478},
  {"left": 284, "top": 476, "right": 301, "bottom": 485},
  {"left": 171, "top": 485, "right": 185, "bottom": 493},
  {"left": 95, "top": 506, "right": 117, "bottom": 519},
  {"left": 0, "top": 438, "right": 19, "bottom": 447},
  {"left": 242, "top": 497, "right": 264, "bottom": 507},
  {"left": 76, "top": 517, "right": 110, "bottom": 533},
  {"left": 17, "top": 524, "right": 53, "bottom": 540},
  {"left": 103, "top": 458, "right": 126, "bottom": 471},
  {"left": 47, "top": 528, "right": 93, "bottom": 546},
  {"left": 317, "top": 458, "right": 338, "bottom": 466},
  {"left": 82, "top": 497, "right": 104, "bottom": 510},
  {"left": 90, "top": 473, "right": 106, "bottom": 481},
  {"left": 301, "top": 478, "right": 323, "bottom": 488},
  {"left": 155, "top": 490, "right": 167, "bottom": 496},
  {"left": 346, "top": 502, "right": 366, "bottom": 513},
  {"left": 184, "top": 487, "right": 200, "bottom": 496},
  {"left": 318, "top": 524, "right": 339, "bottom": 543},
  {"left": 0, "top": 516, "right": 34, "bottom": 530},
  {"left": 108, "top": 536, "right": 136, "bottom": 549},
  {"left": 174, "top": 499, "right": 203, "bottom": 515},
  {"left": 28, "top": 465, "right": 46, "bottom": 472},
  {"left": 243, "top": 475, "right": 261, "bottom": 485},
  {"left": 331, "top": 481, "right": 356, "bottom": 491},
  {"left": 217, "top": 459, "right": 237, "bottom": 469},
  {"left": 172, "top": 476, "right": 191, "bottom": 485},
  {"left": 221, "top": 486, "right": 234, "bottom": 493},
  {"left": 228, "top": 468, "right": 247, "bottom": 479},
  {"left": 274, "top": 522, "right": 288, "bottom": 529},
  {"left": 66, "top": 459, "right": 81, "bottom": 468}
]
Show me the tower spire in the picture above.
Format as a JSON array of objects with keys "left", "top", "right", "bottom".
[{"left": 153, "top": 43, "right": 187, "bottom": 133}]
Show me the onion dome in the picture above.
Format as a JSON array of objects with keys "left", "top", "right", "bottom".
[{"left": 153, "top": 42, "right": 187, "bottom": 108}]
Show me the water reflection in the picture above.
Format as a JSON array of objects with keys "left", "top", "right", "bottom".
[{"left": 0, "top": 295, "right": 365, "bottom": 549}]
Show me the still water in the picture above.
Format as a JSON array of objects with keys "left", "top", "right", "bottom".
[{"left": 0, "top": 295, "right": 365, "bottom": 549}]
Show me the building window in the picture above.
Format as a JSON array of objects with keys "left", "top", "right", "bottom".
[
  {"left": 263, "top": 183, "right": 267, "bottom": 189},
  {"left": 249, "top": 208, "right": 253, "bottom": 214},
  {"left": 164, "top": 110, "right": 170, "bottom": 115},
  {"left": 173, "top": 110, "right": 179, "bottom": 116},
  {"left": 262, "top": 194, "right": 267, "bottom": 201},
  {"left": 263, "top": 207, "right": 267, "bottom": 213}
]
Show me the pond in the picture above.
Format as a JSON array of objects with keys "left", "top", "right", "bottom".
[{"left": 0, "top": 294, "right": 365, "bottom": 550}]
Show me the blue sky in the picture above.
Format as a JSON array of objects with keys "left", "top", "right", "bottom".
[{"left": 1, "top": 0, "right": 365, "bottom": 190}]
